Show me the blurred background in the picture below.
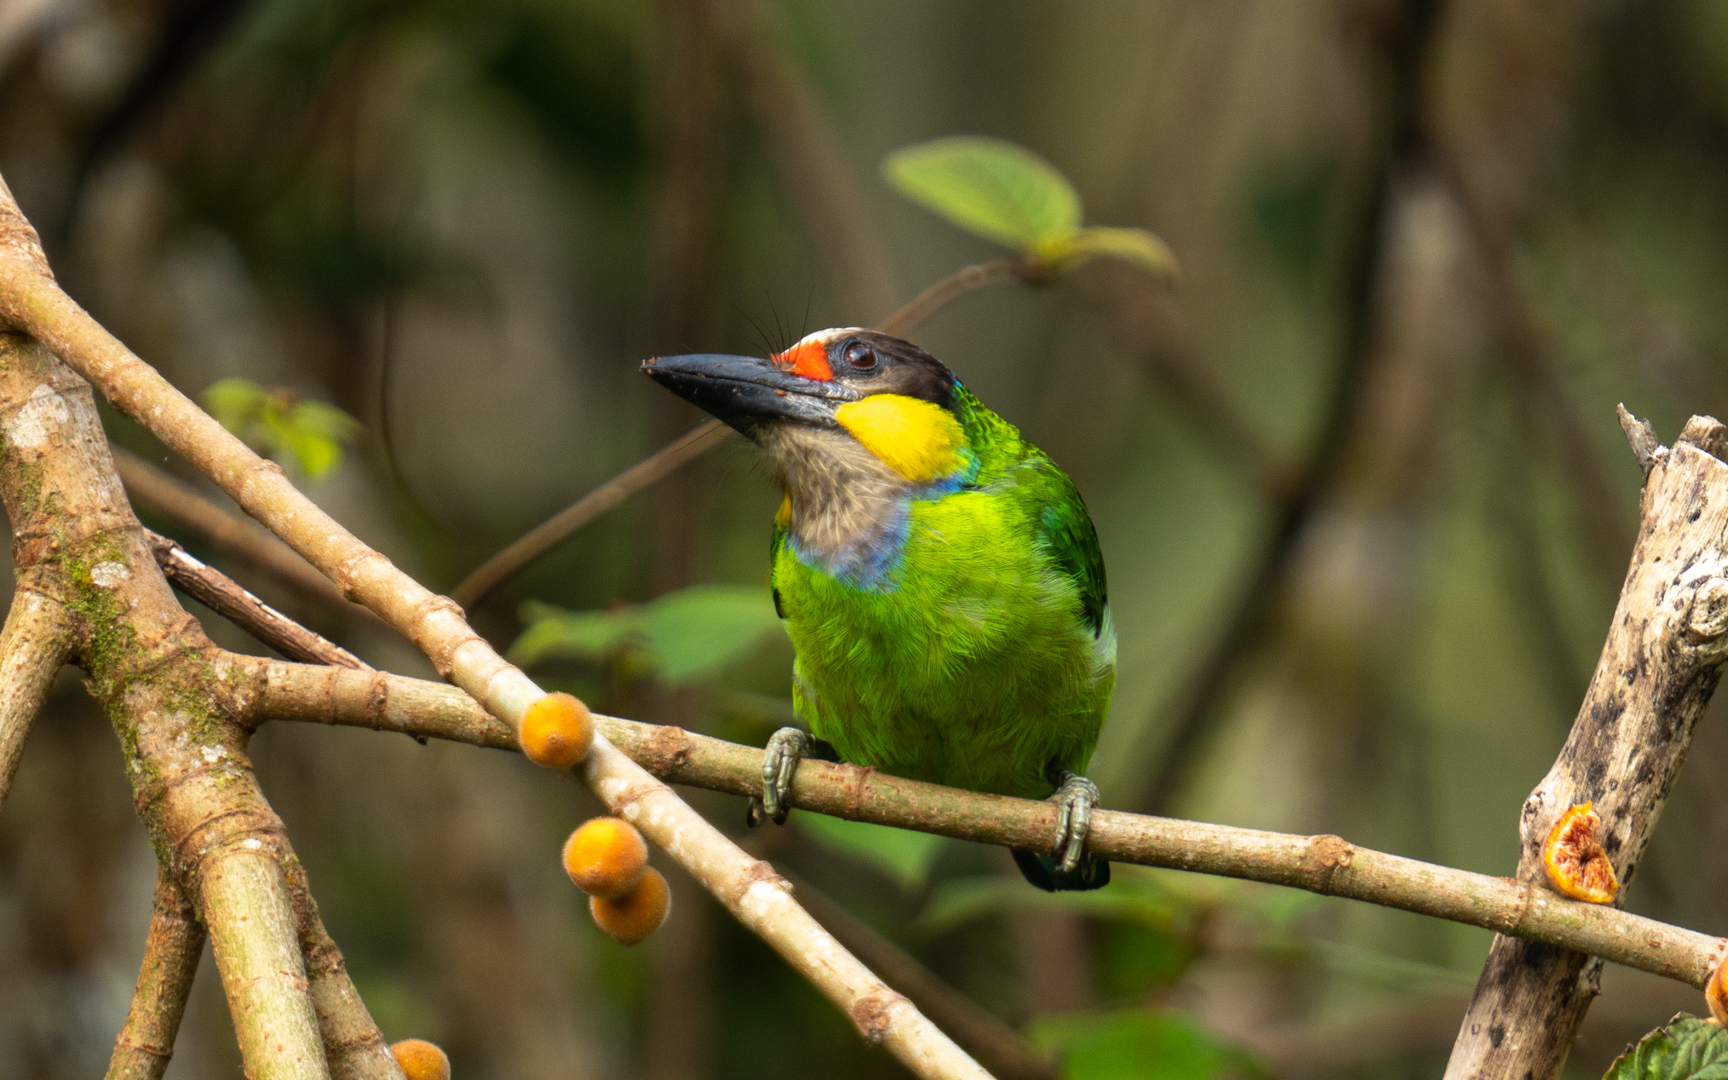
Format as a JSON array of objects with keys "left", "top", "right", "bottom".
[{"left": 2, "top": 0, "right": 1727, "bottom": 1077}]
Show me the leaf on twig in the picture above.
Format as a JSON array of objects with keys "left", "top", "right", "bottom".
[
  {"left": 510, "top": 585, "right": 784, "bottom": 684},
  {"left": 883, "top": 135, "right": 1177, "bottom": 280},
  {"left": 1029, "top": 1009, "right": 1260, "bottom": 1080},
  {"left": 1602, "top": 1015, "right": 1728, "bottom": 1080},
  {"left": 1041, "top": 225, "right": 1178, "bottom": 279},
  {"left": 203, "top": 378, "right": 360, "bottom": 482}
]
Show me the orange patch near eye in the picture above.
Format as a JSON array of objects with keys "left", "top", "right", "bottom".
[{"left": 772, "top": 340, "right": 833, "bottom": 382}]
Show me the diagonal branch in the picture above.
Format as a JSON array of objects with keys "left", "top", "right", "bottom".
[
  {"left": 106, "top": 871, "right": 207, "bottom": 1080},
  {"left": 112, "top": 444, "right": 366, "bottom": 613},
  {"left": 239, "top": 658, "right": 1728, "bottom": 992},
  {"left": 0, "top": 175, "right": 988, "bottom": 1080},
  {"left": 202, "top": 846, "right": 331, "bottom": 1080},
  {"left": 1444, "top": 419, "right": 1728, "bottom": 1077},
  {"left": 146, "top": 528, "right": 368, "bottom": 669},
  {"left": 450, "top": 419, "right": 731, "bottom": 609},
  {"left": 0, "top": 587, "right": 75, "bottom": 810}
]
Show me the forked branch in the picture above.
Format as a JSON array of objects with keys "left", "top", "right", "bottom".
[{"left": 0, "top": 175, "right": 990, "bottom": 1080}]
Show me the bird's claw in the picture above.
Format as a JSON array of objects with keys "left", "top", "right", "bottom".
[
  {"left": 747, "top": 726, "right": 810, "bottom": 827},
  {"left": 1050, "top": 771, "right": 1101, "bottom": 875}
]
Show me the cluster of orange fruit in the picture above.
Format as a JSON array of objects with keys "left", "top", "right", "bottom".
[{"left": 564, "top": 816, "right": 671, "bottom": 945}]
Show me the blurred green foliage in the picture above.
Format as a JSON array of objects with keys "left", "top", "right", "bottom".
[
  {"left": 203, "top": 377, "right": 360, "bottom": 480},
  {"left": 512, "top": 585, "right": 784, "bottom": 684},
  {"left": 1029, "top": 1009, "right": 1259, "bottom": 1080}
]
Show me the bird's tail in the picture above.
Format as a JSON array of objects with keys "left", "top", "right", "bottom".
[{"left": 1012, "top": 849, "right": 1110, "bottom": 892}]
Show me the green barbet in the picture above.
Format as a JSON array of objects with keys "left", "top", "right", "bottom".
[{"left": 644, "top": 328, "right": 1113, "bottom": 890}]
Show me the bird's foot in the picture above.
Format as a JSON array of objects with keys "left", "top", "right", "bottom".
[
  {"left": 1050, "top": 770, "right": 1101, "bottom": 875},
  {"left": 747, "top": 727, "right": 809, "bottom": 827}
]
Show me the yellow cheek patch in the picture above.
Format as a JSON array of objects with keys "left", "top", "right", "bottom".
[
  {"left": 834, "top": 394, "right": 965, "bottom": 483},
  {"left": 776, "top": 492, "right": 792, "bottom": 527}
]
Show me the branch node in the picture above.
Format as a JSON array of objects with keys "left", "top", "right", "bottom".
[{"left": 849, "top": 989, "right": 912, "bottom": 1045}]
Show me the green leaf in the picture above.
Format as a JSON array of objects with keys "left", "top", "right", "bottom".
[
  {"left": 1603, "top": 1015, "right": 1728, "bottom": 1080},
  {"left": 1029, "top": 1009, "right": 1259, "bottom": 1080},
  {"left": 883, "top": 136, "right": 1081, "bottom": 253},
  {"left": 641, "top": 585, "right": 783, "bottom": 682},
  {"left": 508, "top": 601, "right": 644, "bottom": 668},
  {"left": 200, "top": 378, "right": 359, "bottom": 482},
  {"left": 795, "top": 814, "right": 946, "bottom": 891},
  {"left": 1041, "top": 226, "right": 1179, "bottom": 279},
  {"left": 509, "top": 586, "right": 783, "bottom": 684}
]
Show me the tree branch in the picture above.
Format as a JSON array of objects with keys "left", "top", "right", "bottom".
[
  {"left": 145, "top": 528, "right": 369, "bottom": 669},
  {"left": 202, "top": 847, "right": 331, "bottom": 1080},
  {"left": 239, "top": 658, "right": 1728, "bottom": 992},
  {"left": 0, "top": 587, "right": 75, "bottom": 809},
  {"left": 788, "top": 872, "right": 1058, "bottom": 1080},
  {"left": 451, "top": 255, "right": 1036, "bottom": 610},
  {"left": 875, "top": 259, "right": 1028, "bottom": 339},
  {"left": 111, "top": 444, "right": 365, "bottom": 613},
  {"left": 450, "top": 418, "right": 731, "bottom": 609},
  {"left": 1445, "top": 417, "right": 1728, "bottom": 1078},
  {"left": 105, "top": 871, "right": 206, "bottom": 1080},
  {"left": 0, "top": 175, "right": 989, "bottom": 1080}
]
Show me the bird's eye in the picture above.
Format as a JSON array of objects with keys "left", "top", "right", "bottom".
[{"left": 843, "top": 342, "right": 877, "bottom": 370}]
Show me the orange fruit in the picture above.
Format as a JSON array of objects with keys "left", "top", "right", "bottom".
[
  {"left": 519, "top": 693, "right": 592, "bottom": 770},
  {"left": 389, "top": 1039, "right": 450, "bottom": 1080},
  {"left": 1541, "top": 802, "right": 1619, "bottom": 904},
  {"left": 1708, "top": 955, "right": 1727, "bottom": 1026},
  {"left": 590, "top": 867, "right": 670, "bottom": 945},
  {"left": 562, "top": 817, "right": 648, "bottom": 898}
]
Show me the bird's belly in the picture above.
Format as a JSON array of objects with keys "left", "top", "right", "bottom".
[{"left": 775, "top": 534, "right": 1111, "bottom": 799}]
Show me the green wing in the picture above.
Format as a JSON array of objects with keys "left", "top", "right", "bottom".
[{"left": 1028, "top": 459, "right": 1108, "bottom": 637}]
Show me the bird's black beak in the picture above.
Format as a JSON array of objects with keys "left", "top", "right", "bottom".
[{"left": 642, "top": 353, "right": 861, "bottom": 434}]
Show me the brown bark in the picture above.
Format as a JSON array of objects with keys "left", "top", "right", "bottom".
[
  {"left": 105, "top": 873, "right": 205, "bottom": 1080},
  {"left": 244, "top": 658, "right": 1728, "bottom": 991},
  {"left": 1445, "top": 418, "right": 1728, "bottom": 1078},
  {"left": 0, "top": 586, "right": 75, "bottom": 808},
  {"left": 145, "top": 528, "right": 369, "bottom": 670}
]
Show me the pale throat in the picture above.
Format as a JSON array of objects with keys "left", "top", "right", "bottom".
[{"left": 761, "top": 425, "right": 911, "bottom": 574}]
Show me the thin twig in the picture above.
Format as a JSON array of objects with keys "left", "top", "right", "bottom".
[
  {"left": 451, "top": 257, "right": 1036, "bottom": 610},
  {"left": 106, "top": 872, "right": 206, "bottom": 1080},
  {"left": 240, "top": 658, "right": 1728, "bottom": 991},
  {"left": 112, "top": 444, "right": 364, "bottom": 612},
  {"left": 0, "top": 588, "right": 75, "bottom": 810},
  {"left": 450, "top": 419, "right": 731, "bottom": 609},
  {"left": 0, "top": 173, "right": 989, "bottom": 1080},
  {"left": 876, "top": 259, "right": 1027, "bottom": 339},
  {"left": 788, "top": 872, "right": 1058, "bottom": 1080},
  {"left": 145, "top": 529, "right": 369, "bottom": 669}
]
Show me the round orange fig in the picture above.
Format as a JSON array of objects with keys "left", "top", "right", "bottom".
[
  {"left": 562, "top": 817, "right": 649, "bottom": 898},
  {"left": 389, "top": 1039, "right": 450, "bottom": 1080},
  {"left": 590, "top": 867, "right": 671, "bottom": 945},
  {"left": 519, "top": 692, "right": 593, "bottom": 770},
  {"left": 1541, "top": 802, "right": 1619, "bottom": 904},
  {"left": 1707, "top": 955, "right": 1727, "bottom": 1026}
]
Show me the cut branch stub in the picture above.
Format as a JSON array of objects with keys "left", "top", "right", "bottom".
[{"left": 1446, "top": 416, "right": 1728, "bottom": 1079}]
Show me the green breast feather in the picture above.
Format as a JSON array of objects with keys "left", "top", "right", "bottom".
[{"left": 770, "top": 393, "right": 1114, "bottom": 800}]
